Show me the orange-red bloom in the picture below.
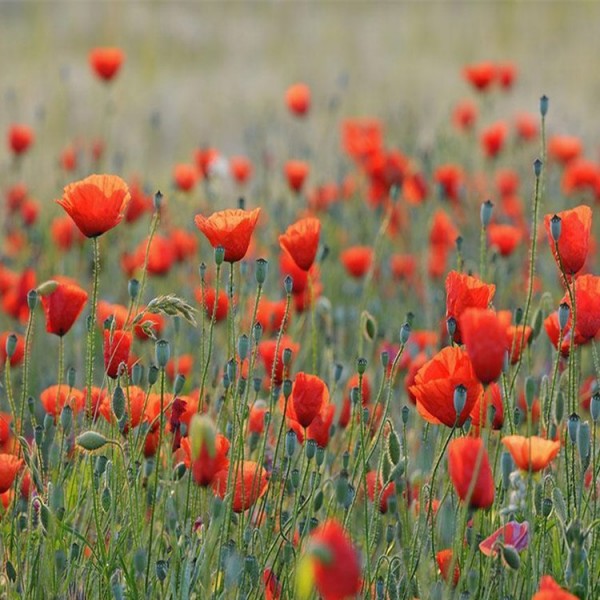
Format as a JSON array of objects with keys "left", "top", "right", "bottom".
[
  {"left": 548, "top": 135, "right": 582, "bottom": 164},
  {"left": 40, "top": 385, "right": 85, "bottom": 417},
  {"left": 40, "top": 276, "right": 88, "bottom": 337},
  {"left": 89, "top": 47, "right": 125, "bottom": 81},
  {"left": 229, "top": 155, "right": 253, "bottom": 184},
  {"left": 172, "top": 163, "right": 197, "bottom": 192},
  {"left": 188, "top": 434, "right": 230, "bottom": 487},
  {"left": 452, "top": 99, "right": 477, "bottom": 131},
  {"left": 366, "top": 471, "right": 396, "bottom": 513},
  {"left": 289, "top": 372, "right": 329, "bottom": 428},
  {"left": 481, "top": 121, "right": 508, "bottom": 158},
  {"left": 460, "top": 309, "right": 508, "bottom": 384},
  {"left": 8, "top": 124, "right": 34, "bottom": 155},
  {"left": 285, "top": 82, "right": 311, "bottom": 116},
  {"left": 436, "top": 549, "right": 460, "bottom": 587},
  {"left": 195, "top": 287, "right": 229, "bottom": 322},
  {"left": 409, "top": 346, "right": 483, "bottom": 427},
  {"left": 212, "top": 460, "right": 268, "bottom": 512},
  {"left": 560, "top": 274, "right": 600, "bottom": 344},
  {"left": 258, "top": 337, "right": 299, "bottom": 386},
  {"left": 532, "top": 576, "right": 578, "bottom": 600},
  {"left": 501, "top": 435, "right": 561, "bottom": 472},
  {"left": 309, "top": 519, "right": 362, "bottom": 600},
  {"left": 469, "top": 383, "right": 504, "bottom": 430},
  {"left": 0, "top": 455, "right": 23, "bottom": 493},
  {"left": 544, "top": 205, "right": 592, "bottom": 276},
  {"left": 340, "top": 246, "right": 373, "bottom": 279},
  {"left": 279, "top": 217, "right": 321, "bottom": 271},
  {"left": 488, "top": 224, "right": 522, "bottom": 257},
  {"left": 57, "top": 174, "right": 131, "bottom": 238},
  {"left": 445, "top": 271, "right": 496, "bottom": 344},
  {"left": 194, "top": 208, "right": 261, "bottom": 263},
  {"left": 103, "top": 330, "right": 132, "bottom": 379},
  {"left": 284, "top": 160, "right": 309, "bottom": 193},
  {"left": 448, "top": 436, "right": 495, "bottom": 509},
  {"left": 463, "top": 62, "right": 496, "bottom": 91},
  {"left": 497, "top": 62, "right": 517, "bottom": 90}
]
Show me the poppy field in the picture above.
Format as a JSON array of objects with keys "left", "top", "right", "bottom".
[{"left": 2, "top": 5, "right": 600, "bottom": 600}]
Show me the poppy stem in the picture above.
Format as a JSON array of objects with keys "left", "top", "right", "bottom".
[
  {"left": 85, "top": 236, "right": 100, "bottom": 413},
  {"left": 19, "top": 301, "right": 36, "bottom": 438}
]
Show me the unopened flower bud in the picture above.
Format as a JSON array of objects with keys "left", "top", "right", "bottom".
[
  {"left": 591, "top": 392, "right": 600, "bottom": 422},
  {"left": 76, "top": 431, "right": 109, "bottom": 451},
  {"left": 568, "top": 413, "right": 580, "bottom": 444},
  {"left": 284, "top": 275, "right": 293, "bottom": 295},
  {"left": 577, "top": 421, "right": 591, "bottom": 465},
  {"left": 533, "top": 158, "right": 543, "bottom": 177},
  {"left": 5, "top": 334, "right": 17, "bottom": 359},
  {"left": 153, "top": 190, "right": 163, "bottom": 210},
  {"left": 558, "top": 303, "right": 570, "bottom": 331},
  {"left": 540, "top": 95, "right": 549, "bottom": 117},
  {"left": 255, "top": 258, "right": 268, "bottom": 285},
  {"left": 238, "top": 334, "right": 249, "bottom": 361},
  {"left": 501, "top": 544, "right": 520, "bottom": 570},
  {"left": 480, "top": 200, "right": 494, "bottom": 228},
  {"left": 214, "top": 246, "right": 225, "bottom": 266},
  {"left": 128, "top": 279, "right": 140, "bottom": 300},
  {"left": 27, "top": 289, "right": 38, "bottom": 310},
  {"left": 400, "top": 322, "right": 411, "bottom": 345},
  {"left": 550, "top": 215, "right": 562, "bottom": 242},
  {"left": 356, "top": 357, "right": 367, "bottom": 375},
  {"left": 283, "top": 379, "right": 293, "bottom": 399},
  {"left": 286, "top": 430, "right": 296, "bottom": 457},
  {"left": 453, "top": 384, "right": 467, "bottom": 417},
  {"left": 155, "top": 339, "right": 170, "bottom": 369}
]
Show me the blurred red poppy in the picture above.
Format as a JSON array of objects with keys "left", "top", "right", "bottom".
[
  {"left": 279, "top": 217, "right": 321, "bottom": 273},
  {"left": 434, "top": 164, "right": 464, "bottom": 203},
  {"left": 533, "top": 575, "right": 578, "bottom": 600},
  {"left": 0, "top": 455, "right": 23, "bottom": 494},
  {"left": 548, "top": 135, "right": 582, "bottom": 164},
  {"left": 514, "top": 113, "right": 538, "bottom": 141},
  {"left": 195, "top": 208, "right": 261, "bottom": 263},
  {"left": 229, "top": 155, "right": 253, "bottom": 184},
  {"left": 126, "top": 178, "right": 153, "bottom": 223},
  {"left": 263, "top": 568, "right": 282, "bottom": 600},
  {"left": 366, "top": 471, "right": 396, "bottom": 513},
  {"left": 172, "top": 163, "right": 197, "bottom": 192},
  {"left": 559, "top": 274, "right": 600, "bottom": 344},
  {"left": 448, "top": 436, "right": 495, "bottom": 509},
  {"left": 212, "top": 460, "right": 268, "bottom": 512},
  {"left": 40, "top": 276, "right": 88, "bottom": 337},
  {"left": 103, "top": 329, "right": 132, "bottom": 379},
  {"left": 452, "top": 99, "right": 477, "bottom": 131},
  {"left": 284, "top": 160, "right": 309, "bottom": 193},
  {"left": 258, "top": 337, "right": 299, "bottom": 386},
  {"left": 195, "top": 287, "right": 229, "bottom": 322},
  {"left": 285, "top": 82, "right": 311, "bottom": 116},
  {"left": 288, "top": 372, "right": 329, "bottom": 428},
  {"left": 502, "top": 435, "right": 560, "bottom": 472},
  {"left": 309, "top": 519, "right": 362, "bottom": 600},
  {"left": 469, "top": 383, "right": 504, "bottom": 430},
  {"left": 544, "top": 205, "right": 592, "bottom": 276},
  {"left": 463, "top": 62, "right": 496, "bottom": 91},
  {"left": 40, "top": 385, "right": 85, "bottom": 417},
  {"left": 390, "top": 253, "right": 417, "bottom": 281},
  {"left": 409, "top": 346, "right": 482, "bottom": 427},
  {"left": 488, "top": 224, "right": 522, "bottom": 257},
  {"left": 497, "top": 62, "right": 517, "bottom": 90},
  {"left": 481, "top": 121, "right": 508, "bottom": 158},
  {"left": 436, "top": 549, "right": 460, "bottom": 587},
  {"left": 57, "top": 174, "right": 131, "bottom": 238},
  {"left": 340, "top": 246, "right": 373, "bottom": 279},
  {"left": 189, "top": 434, "right": 230, "bottom": 487},
  {"left": 8, "top": 124, "right": 34, "bottom": 156},
  {"left": 89, "top": 47, "right": 125, "bottom": 81},
  {"left": 194, "top": 147, "right": 220, "bottom": 177}
]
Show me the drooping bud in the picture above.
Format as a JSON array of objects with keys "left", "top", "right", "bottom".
[
  {"left": 76, "top": 431, "right": 109, "bottom": 451},
  {"left": 453, "top": 384, "right": 467, "bottom": 417},
  {"left": 558, "top": 302, "right": 570, "bottom": 331},
  {"left": 550, "top": 215, "right": 562, "bottom": 243}
]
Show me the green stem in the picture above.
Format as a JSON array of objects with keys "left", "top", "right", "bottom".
[{"left": 85, "top": 237, "right": 100, "bottom": 413}]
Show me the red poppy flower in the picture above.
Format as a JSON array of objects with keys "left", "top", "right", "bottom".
[
  {"left": 470, "top": 383, "right": 504, "bottom": 430},
  {"left": 194, "top": 147, "right": 220, "bottom": 177},
  {"left": 533, "top": 576, "right": 578, "bottom": 600},
  {"left": 448, "top": 436, "right": 495, "bottom": 509},
  {"left": 172, "top": 163, "right": 197, "bottom": 192},
  {"left": 548, "top": 135, "right": 582, "bottom": 164},
  {"left": 279, "top": 217, "right": 321, "bottom": 271},
  {"left": 60, "top": 145, "right": 77, "bottom": 172},
  {"left": 229, "top": 155, "right": 252, "bottom": 184},
  {"left": 103, "top": 330, "right": 132, "bottom": 379},
  {"left": 309, "top": 519, "right": 362, "bottom": 600},
  {"left": 561, "top": 159, "right": 599, "bottom": 197},
  {"left": 97, "top": 301, "right": 128, "bottom": 330},
  {"left": 40, "top": 385, "right": 85, "bottom": 417},
  {"left": 434, "top": 165, "right": 464, "bottom": 203},
  {"left": 445, "top": 271, "right": 496, "bottom": 344},
  {"left": 2, "top": 268, "right": 35, "bottom": 323},
  {"left": 212, "top": 460, "right": 268, "bottom": 512},
  {"left": 497, "top": 62, "right": 517, "bottom": 90},
  {"left": 514, "top": 112, "right": 538, "bottom": 141},
  {"left": 133, "top": 309, "right": 165, "bottom": 341},
  {"left": 8, "top": 124, "right": 34, "bottom": 155},
  {"left": 495, "top": 169, "right": 520, "bottom": 197},
  {"left": 57, "top": 174, "right": 131, "bottom": 238},
  {"left": 436, "top": 549, "right": 460, "bottom": 587},
  {"left": 502, "top": 435, "right": 560, "bottom": 472},
  {"left": 560, "top": 274, "right": 600, "bottom": 344},
  {"left": 0, "top": 455, "right": 23, "bottom": 494},
  {"left": 544, "top": 312, "right": 570, "bottom": 357},
  {"left": 51, "top": 215, "right": 84, "bottom": 251},
  {"left": 263, "top": 568, "right": 282, "bottom": 600},
  {"left": 0, "top": 332, "right": 23, "bottom": 372},
  {"left": 170, "top": 228, "right": 197, "bottom": 263},
  {"left": 188, "top": 434, "right": 230, "bottom": 487},
  {"left": 506, "top": 323, "right": 532, "bottom": 364},
  {"left": 285, "top": 82, "right": 311, "bottom": 116},
  {"left": 479, "top": 521, "right": 529, "bottom": 556},
  {"left": 40, "top": 276, "right": 88, "bottom": 337},
  {"left": 248, "top": 401, "right": 268, "bottom": 435},
  {"left": 340, "top": 246, "right": 373, "bottom": 279},
  {"left": 488, "top": 224, "right": 522, "bottom": 257},
  {"left": 341, "top": 118, "right": 383, "bottom": 162},
  {"left": 89, "top": 47, "right": 125, "bottom": 81},
  {"left": 133, "top": 235, "right": 175, "bottom": 276},
  {"left": 305, "top": 404, "right": 335, "bottom": 448},
  {"left": 194, "top": 207, "right": 261, "bottom": 263},
  {"left": 258, "top": 337, "right": 299, "bottom": 386},
  {"left": 402, "top": 171, "right": 428, "bottom": 204},
  {"left": 460, "top": 309, "right": 508, "bottom": 384},
  {"left": 195, "top": 287, "right": 229, "bottom": 322},
  {"left": 289, "top": 372, "right": 329, "bottom": 428},
  {"left": 409, "top": 346, "right": 483, "bottom": 427},
  {"left": 254, "top": 297, "right": 287, "bottom": 335},
  {"left": 452, "top": 99, "right": 477, "bottom": 131},
  {"left": 481, "top": 121, "right": 508, "bottom": 158},
  {"left": 463, "top": 62, "right": 496, "bottom": 91},
  {"left": 544, "top": 205, "right": 592, "bottom": 276},
  {"left": 279, "top": 248, "right": 317, "bottom": 293},
  {"left": 366, "top": 471, "right": 396, "bottom": 513},
  {"left": 126, "top": 177, "right": 153, "bottom": 223},
  {"left": 390, "top": 254, "right": 416, "bottom": 281},
  {"left": 284, "top": 160, "right": 309, "bottom": 193}
]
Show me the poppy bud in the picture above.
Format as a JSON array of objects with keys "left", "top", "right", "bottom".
[
  {"left": 252, "top": 322, "right": 262, "bottom": 343},
  {"left": 453, "top": 384, "right": 467, "bottom": 417},
  {"left": 591, "top": 393, "right": 600, "bottom": 422},
  {"left": 558, "top": 302, "right": 570, "bottom": 331},
  {"left": 540, "top": 95, "right": 549, "bottom": 117},
  {"left": 60, "top": 405, "right": 73, "bottom": 433},
  {"left": 531, "top": 308, "right": 543, "bottom": 340},
  {"left": 400, "top": 322, "right": 411, "bottom": 345},
  {"left": 27, "top": 289, "right": 38, "bottom": 310},
  {"left": 402, "top": 405, "right": 409, "bottom": 424},
  {"left": 237, "top": 377, "right": 246, "bottom": 396},
  {"left": 156, "top": 560, "right": 168, "bottom": 582},
  {"left": 128, "top": 278, "right": 140, "bottom": 300},
  {"left": 286, "top": 430, "right": 297, "bottom": 457},
  {"left": 112, "top": 386, "right": 126, "bottom": 420},
  {"left": 103, "top": 316, "right": 114, "bottom": 331},
  {"left": 101, "top": 486, "right": 111, "bottom": 512},
  {"left": 291, "top": 468, "right": 300, "bottom": 489},
  {"left": 132, "top": 363, "right": 143, "bottom": 386},
  {"left": 362, "top": 407, "right": 369, "bottom": 424},
  {"left": 533, "top": 158, "right": 543, "bottom": 177},
  {"left": 556, "top": 391, "right": 565, "bottom": 423},
  {"left": 238, "top": 334, "right": 249, "bottom": 361},
  {"left": 568, "top": 413, "right": 580, "bottom": 443},
  {"left": 34, "top": 424, "right": 43, "bottom": 446},
  {"left": 316, "top": 446, "right": 325, "bottom": 466},
  {"left": 255, "top": 258, "right": 268, "bottom": 285},
  {"left": 173, "top": 374, "right": 185, "bottom": 396},
  {"left": 5, "top": 333, "right": 17, "bottom": 359},
  {"left": 524, "top": 377, "right": 535, "bottom": 410},
  {"left": 514, "top": 307, "right": 523, "bottom": 326},
  {"left": 189, "top": 414, "right": 216, "bottom": 460},
  {"left": 283, "top": 378, "right": 293, "bottom": 399},
  {"left": 514, "top": 407, "right": 522, "bottom": 426},
  {"left": 76, "top": 431, "right": 109, "bottom": 451},
  {"left": 480, "top": 200, "right": 494, "bottom": 228},
  {"left": 226, "top": 359, "right": 237, "bottom": 382},
  {"left": 214, "top": 246, "right": 225, "bottom": 266},
  {"left": 351, "top": 387, "right": 361, "bottom": 406},
  {"left": 550, "top": 215, "right": 562, "bottom": 242},
  {"left": 155, "top": 339, "right": 170, "bottom": 369},
  {"left": 284, "top": 275, "right": 294, "bottom": 295},
  {"left": 199, "top": 263, "right": 207, "bottom": 283},
  {"left": 306, "top": 439, "right": 316, "bottom": 460},
  {"left": 501, "top": 451, "right": 513, "bottom": 490},
  {"left": 387, "top": 428, "right": 401, "bottom": 465},
  {"left": 542, "top": 497, "right": 553, "bottom": 518},
  {"left": 577, "top": 421, "right": 591, "bottom": 466},
  {"left": 336, "top": 473, "right": 349, "bottom": 505},
  {"left": 222, "top": 373, "right": 230, "bottom": 389},
  {"left": 66, "top": 367, "right": 76, "bottom": 389},
  {"left": 501, "top": 544, "right": 520, "bottom": 570},
  {"left": 153, "top": 190, "right": 163, "bottom": 211},
  {"left": 380, "top": 351, "right": 389, "bottom": 369},
  {"left": 334, "top": 363, "right": 344, "bottom": 382}
]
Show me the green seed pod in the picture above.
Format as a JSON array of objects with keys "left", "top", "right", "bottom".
[
  {"left": 284, "top": 275, "right": 293, "bottom": 295},
  {"left": 316, "top": 446, "right": 325, "bottom": 467},
  {"left": 357, "top": 357, "right": 368, "bottom": 375},
  {"left": 286, "top": 430, "right": 296, "bottom": 457},
  {"left": 387, "top": 427, "right": 401, "bottom": 465},
  {"left": 255, "top": 258, "right": 268, "bottom": 285},
  {"left": 556, "top": 390, "right": 565, "bottom": 423},
  {"left": 173, "top": 374, "right": 186, "bottom": 396},
  {"left": 291, "top": 469, "right": 300, "bottom": 489},
  {"left": 156, "top": 560, "right": 168, "bottom": 582},
  {"left": 76, "top": 431, "right": 109, "bottom": 451},
  {"left": 591, "top": 392, "right": 600, "bottom": 422},
  {"left": 539, "top": 96, "right": 549, "bottom": 117},
  {"left": 542, "top": 497, "right": 553, "bottom": 518},
  {"left": 525, "top": 377, "right": 536, "bottom": 410},
  {"left": 173, "top": 462, "right": 187, "bottom": 481},
  {"left": 39, "top": 500, "right": 51, "bottom": 531},
  {"left": 336, "top": 473, "right": 349, "bottom": 505},
  {"left": 27, "top": 289, "right": 38, "bottom": 310},
  {"left": 501, "top": 451, "right": 513, "bottom": 490},
  {"left": 305, "top": 439, "right": 316, "bottom": 460},
  {"left": 148, "top": 365, "right": 159, "bottom": 386},
  {"left": 131, "top": 362, "right": 144, "bottom": 386},
  {"left": 5, "top": 560, "right": 16, "bottom": 583},
  {"left": 552, "top": 487, "right": 567, "bottom": 525},
  {"left": 502, "top": 545, "right": 520, "bottom": 570},
  {"left": 313, "top": 490, "right": 324, "bottom": 512},
  {"left": 401, "top": 405, "right": 409, "bottom": 424},
  {"left": 155, "top": 339, "right": 170, "bottom": 369},
  {"left": 214, "top": 245, "right": 225, "bottom": 266},
  {"left": 531, "top": 307, "right": 543, "bottom": 340},
  {"left": 568, "top": 413, "right": 580, "bottom": 444},
  {"left": 237, "top": 334, "right": 249, "bottom": 361},
  {"left": 380, "top": 351, "right": 389, "bottom": 369},
  {"left": 577, "top": 421, "right": 591, "bottom": 468},
  {"left": 480, "top": 199, "right": 493, "bottom": 228},
  {"left": 60, "top": 405, "right": 73, "bottom": 433},
  {"left": 112, "top": 386, "right": 126, "bottom": 421},
  {"left": 5, "top": 333, "right": 17, "bottom": 359}
]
